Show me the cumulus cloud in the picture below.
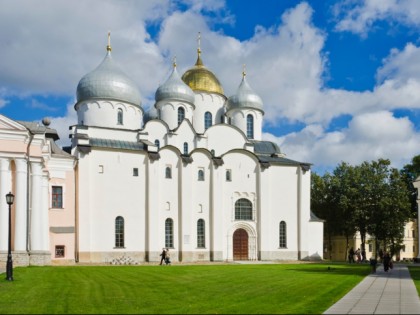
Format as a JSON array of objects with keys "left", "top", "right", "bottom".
[
  {"left": 1, "top": 0, "right": 420, "bottom": 173},
  {"left": 265, "top": 111, "right": 420, "bottom": 173},
  {"left": 333, "top": 0, "right": 420, "bottom": 36}
]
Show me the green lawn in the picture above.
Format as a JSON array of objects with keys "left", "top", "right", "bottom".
[
  {"left": 0, "top": 263, "right": 371, "bottom": 314},
  {"left": 408, "top": 266, "right": 420, "bottom": 296}
]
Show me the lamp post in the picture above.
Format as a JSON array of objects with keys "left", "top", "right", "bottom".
[{"left": 5, "top": 192, "right": 14, "bottom": 281}]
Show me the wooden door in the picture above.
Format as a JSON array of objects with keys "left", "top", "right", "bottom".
[{"left": 233, "top": 228, "right": 248, "bottom": 260}]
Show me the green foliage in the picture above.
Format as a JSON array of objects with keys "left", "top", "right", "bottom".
[
  {"left": 401, "top": 155, "right": 420, "bottom": 217},
  {"left": 0, "top": 264, "right": 370, "bottom": 314},
  {"left": 312, "top": 157, "right": 413, "bottom": 258}
]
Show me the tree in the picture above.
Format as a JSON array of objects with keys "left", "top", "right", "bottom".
[
  {"left": 401, "top": 155, "right": 420, "bottom": 218},
  {"left": 311, "top": 158, "right": 413, "bottom": 261}
]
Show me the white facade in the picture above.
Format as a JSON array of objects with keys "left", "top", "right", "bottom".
[
  {"left": 69, "top": 42, "right": 324, "bottom": 264},
  {"left": 0, "top": 39, "right": 324, "bottom": 267}
]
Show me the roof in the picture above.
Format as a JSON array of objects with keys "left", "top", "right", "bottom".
[
  {"left": 17, "top": 120, "right": 60, "bottom": 141},
  {"left": 89, "top": 138, "right": 145, "bottom": 151}
]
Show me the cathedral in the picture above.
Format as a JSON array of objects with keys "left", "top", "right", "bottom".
[{"left": 0, "top": 35, "right": 323, "bottom": 266}]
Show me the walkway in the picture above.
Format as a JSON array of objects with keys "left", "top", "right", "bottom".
[{"left": 324, "top": 263, "right": 420, "bottom": 314}]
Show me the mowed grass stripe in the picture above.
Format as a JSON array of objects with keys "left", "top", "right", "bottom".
[{"left": 0, "top": 263, "right": 370, "bottom": 314}]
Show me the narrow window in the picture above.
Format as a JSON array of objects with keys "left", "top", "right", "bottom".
[
  {"left": 413, "top": 230, "right": 416, "bottom": 238},
  {"left": 154, "top": 139, "right": 160, "bottom": 150},
  {"left": 279, "top": 221, "right": 287, "bottom": 248},
  {"left": 115, "top": 216, "right": 124, "bottom": 248},
  {"left": 55, "top": 245, "right": 65, "bottom": 258},
  {"left": 178, "top": 107, "right": 185, "bottom": 125},
  {"left": 204, "top": 111, "right": 212, "bottom": 130},
  {"left": 226, "top": 170, "right": 232, "bottom": 181},
  {"left": 52, "top": 186, "right": 63, "bottom": 208},
  {"left": 165, "top": 218, "right": 174, "bottom": 248},
  {"left": 235, "top": 198, "right": 253, "bottom": 220},
  {"left": 133, "top": 168, "right": 139, "bottom": 176},
  {"left": 198, "top": 169, "right": 204, "bottom": 181},
  {"left": 165, "top": 166, "right": 172, "bottom": 179},
  {"left": 247, "top": 114, "right": 254, "bottom": 139},
  {"left": 197, "top": 219, "right": 205, "bottom": 248},
  {"left": 117, "top": 108, "right": 123, "bottom": 125},
  {"left": 183, "top": 142, "right": 188, "bottom": 155},
  {"left": 368, "top": 244, "right": 373, "bottom": 252}
]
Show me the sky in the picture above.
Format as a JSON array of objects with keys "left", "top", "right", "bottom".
[{"left": 1, "top": 0, "right": 420, "bottom": 175}]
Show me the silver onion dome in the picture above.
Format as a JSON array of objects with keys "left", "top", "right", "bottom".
[
  {"left": 226, "top": 71, "right": 263, "bottom": 113},
  {"left": 155, "top": 62, "right": 195, "bottom": 104},
  {"left": 76, "top": 44, "right": 141, "bottom": 107}
]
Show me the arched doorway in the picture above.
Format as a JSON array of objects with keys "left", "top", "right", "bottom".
[{"left": 233, "top": 228, "right": 248, "bottom": 260}]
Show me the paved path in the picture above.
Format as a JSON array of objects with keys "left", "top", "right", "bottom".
[{"left": 324, "top": 263, "right": 420, "bottom": 314}]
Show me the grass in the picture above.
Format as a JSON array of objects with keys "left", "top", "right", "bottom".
[
  {"left": 408, "top": 266, "right": 420, "bottom": 296},
  {"left": 0, "top": 262, "right": 371, "bottom": 314}
]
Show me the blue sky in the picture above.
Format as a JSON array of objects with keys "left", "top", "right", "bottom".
[{"left": 1, "top": 0, "right": 420, "bottom": 174}]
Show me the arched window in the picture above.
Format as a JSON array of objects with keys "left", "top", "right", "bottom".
[
  {"left": 117, "top": 108, "right": 123, "bottom": 125},
  {"left": 226, "top": 170, "right": 232, "bottom": 181},
  {"left": 165, "top": 218, "right": 174, "bottom": 248},
  {"left": 178, "top": 107, "right": 185, "bottom": 125},
  {"left": 247, "top": 114, "right": 254, "bottom": 139},
  {"left": 165, "top": 166, "right": 172, "bottom": 179},
  {"left": 279, "top": 221, "right": 287, "bottom": 248},
  {"left": 204, "top": 112, "right": 212, "bottom": 130},
  {"left": 197, "top": 219, "right": 205, "bottom": 248},
  {"left": 198, "top": 169, "right": 204, "bottom": 181},
  {"left": 115, "top": 216, "right": 124, "bottom": 248},
  {"left": 183, "top": 142, "right": 188, "bottom": 155},
  {"left": 154, "top": 139, "right": 160, "bottom": 150},
  {"left": 235, "top": 198, "right": 253, "bottom": 220}
]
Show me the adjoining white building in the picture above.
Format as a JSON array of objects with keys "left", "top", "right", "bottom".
[{"left": 0, "top": 35, "right": 324, "bottom": 266}]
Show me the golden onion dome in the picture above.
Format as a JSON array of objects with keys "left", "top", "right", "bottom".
[{"left": 181, "top": 48, "right": 224, "bottom": 96}]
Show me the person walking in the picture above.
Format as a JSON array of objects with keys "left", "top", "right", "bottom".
[
  {"left": 383, "top": 252, "right": 391, "bottom": 272},
  {"left": 159, "top": 248, "right": 166, "bottom": 265},
  {"left": 369, "top": 256, "right": 377, "bottom": 273},
  {"left": 165, "top": 248, "right": 171, "bottom": 265},
  {"left": 348, "top": 247, "right": 355, "bottom": 263},
  {"left": 356, "top": 248, "right": 361, "bottom": 263}
]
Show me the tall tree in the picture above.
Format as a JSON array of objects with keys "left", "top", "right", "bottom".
[{"left": 401, "top": 155, "right": 420, "bottom": 218}]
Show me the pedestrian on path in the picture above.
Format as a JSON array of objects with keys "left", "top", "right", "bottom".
[
  {"left": 369, "top": 257, "right": 377, "bottom": 273},
  {"left": 383, "top": 252, "right": 391, "bottom": 272},
  {"left": 348, "top": 247, "right": 355, "bottom": 263},
  {"left": 159, "top": 248, "right": 166, "bottom": 265}
]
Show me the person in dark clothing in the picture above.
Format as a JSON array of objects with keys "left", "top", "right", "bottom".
[
  {"left": 383, "top": 252, "right": 391, "bottom": 272},
  {"left": 159, "top": 248, "right": 166, "bottom": 265},
  {"left": 361, "top": 248, "right": 366, "bottom": 262},
  {"left": 348, "top": 247, "right": 355, "bottom": 263},
  {"left": 369, "top": 257, "right": 377, "bottom": 273}
]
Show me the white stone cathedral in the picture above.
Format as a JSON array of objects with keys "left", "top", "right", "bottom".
[{"left": 0, "top": 35, "right": 323, "bottom": 266}]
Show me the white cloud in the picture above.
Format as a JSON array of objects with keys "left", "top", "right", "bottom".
[
  {"left": 1, "top": 0, "right": 420, "bottom": 174},
  {"left": 265, "top": 111, "right": 420, "bottom": 173},
  {"left": 333, "top": 0, "right": 420, "bottom": 36}
]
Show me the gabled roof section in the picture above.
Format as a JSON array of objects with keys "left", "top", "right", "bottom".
[
  {"left": 0, "top": 114, "right": 28, "bottom": 131},
  {"left": 17, "top": 121, "right": 59, "bottom": 141}
]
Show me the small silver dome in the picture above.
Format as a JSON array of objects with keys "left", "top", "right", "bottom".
[
  {"left": 155, "top": 65, "right": 195, "bottom": 104},
  {"left": 226, "top": 75, "right": 263, "bottom": 112},
  {"left": 76, "top": 51, "right": 141, "bottom": 107}
]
